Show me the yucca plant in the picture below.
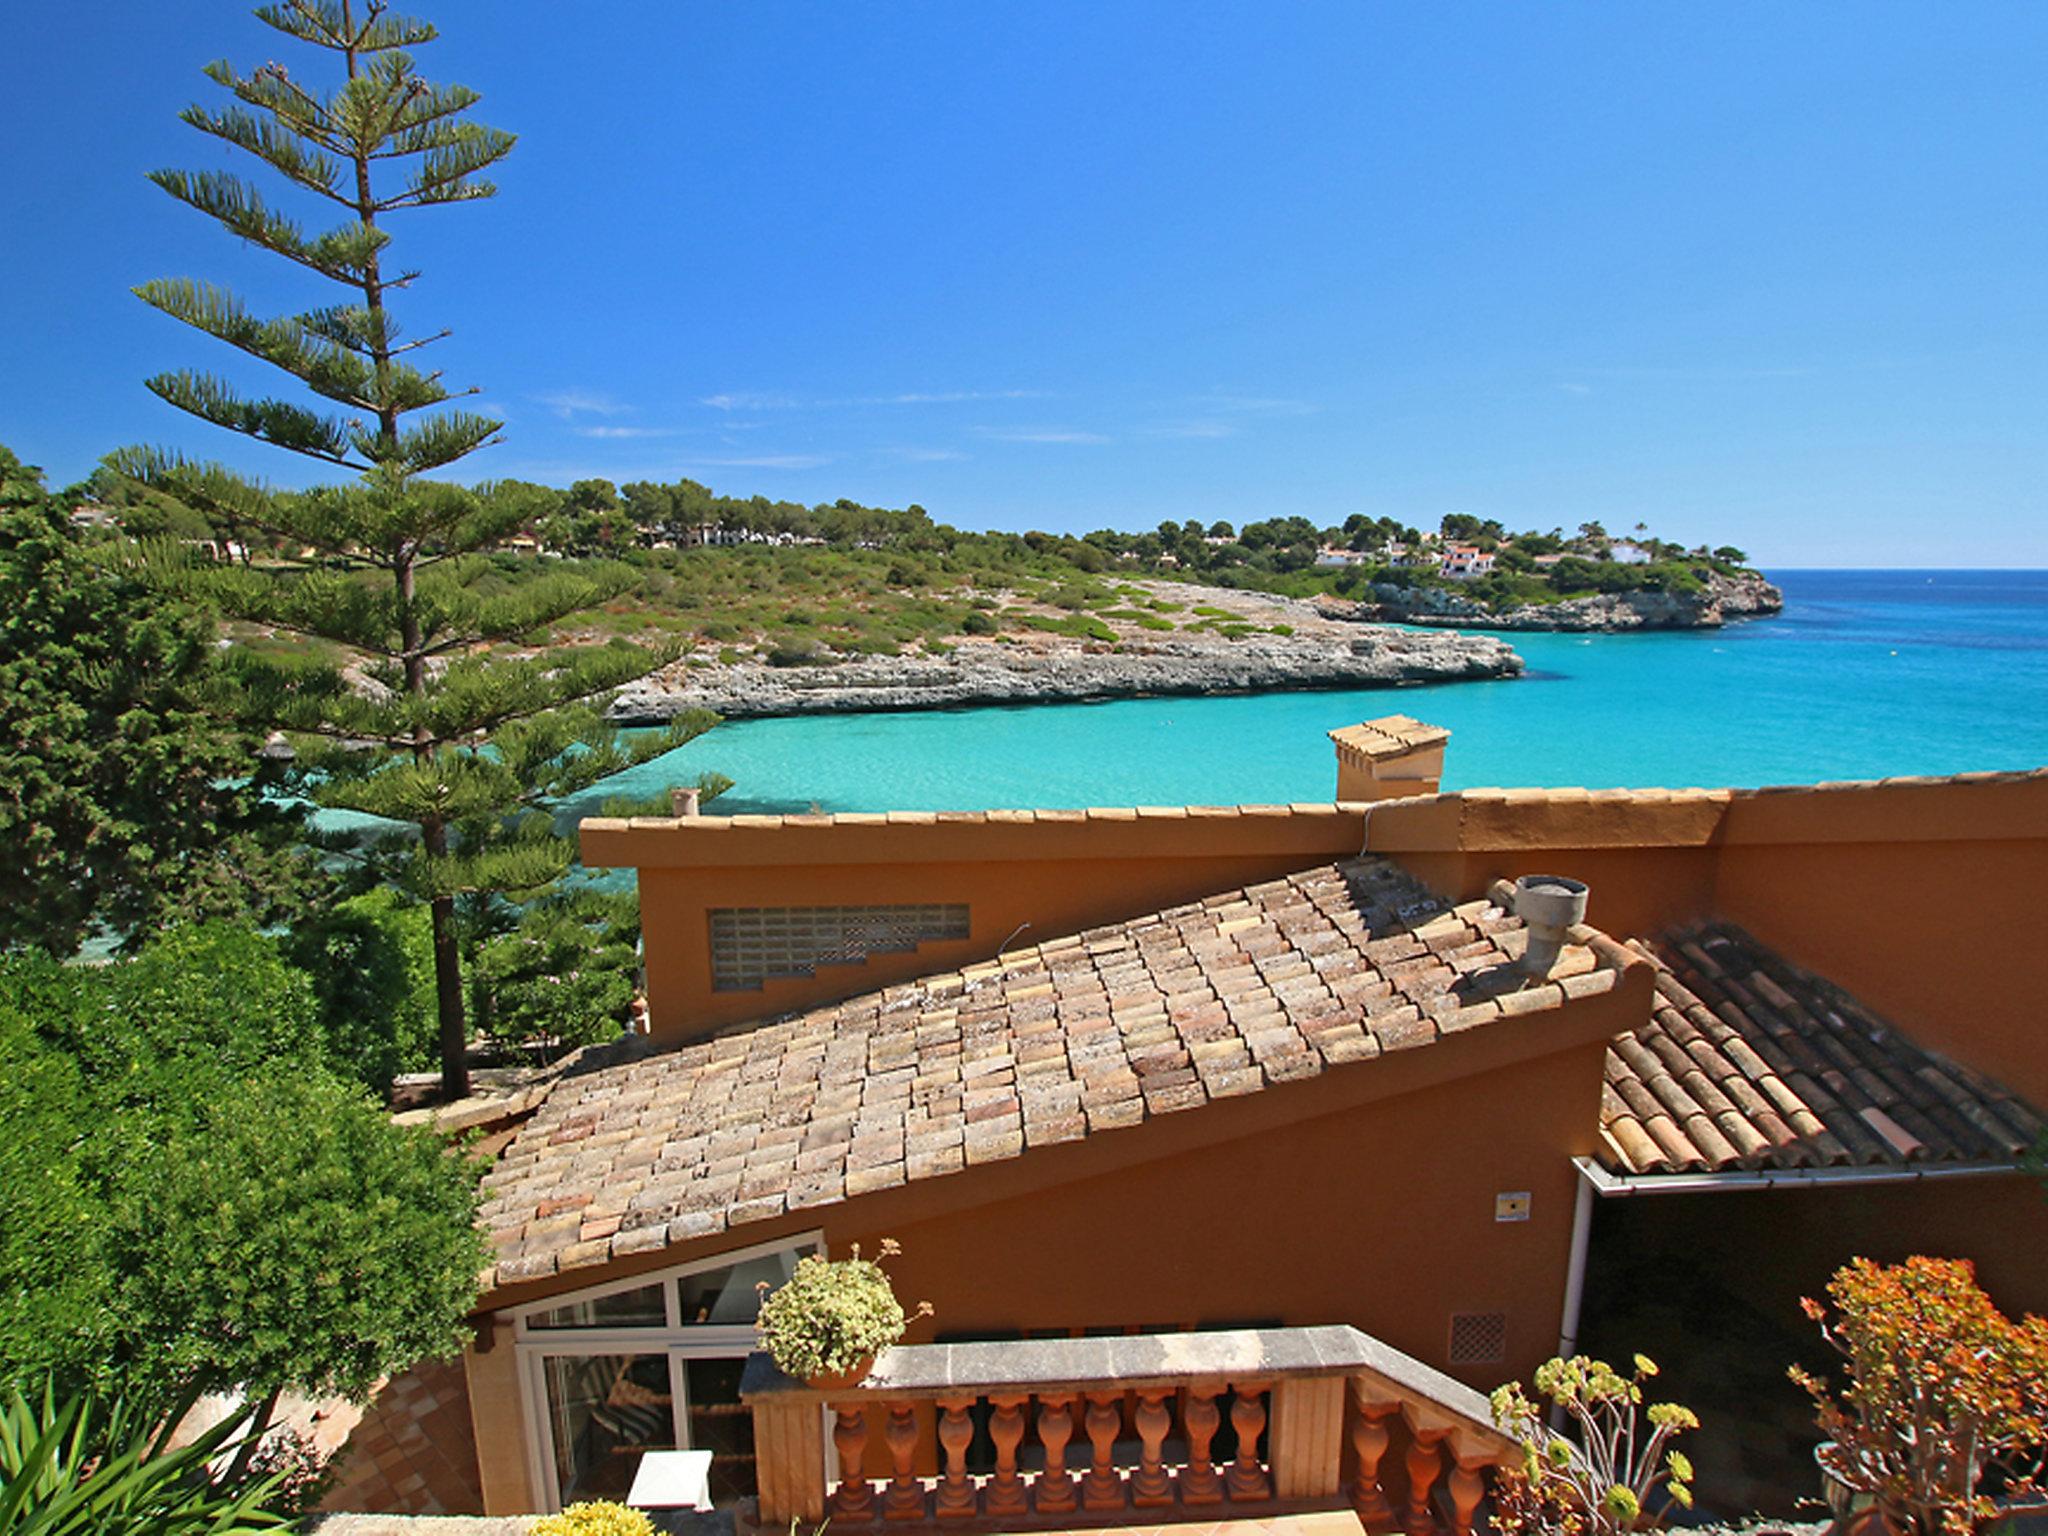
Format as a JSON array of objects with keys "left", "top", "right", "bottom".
[{"left": 0, "top": 1385, "right": 291, "bottom": 1535}]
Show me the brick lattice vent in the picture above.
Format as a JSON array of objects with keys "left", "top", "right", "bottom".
[{"left": 1448, "top": 1312, "right": 1507, "bottom": 1366}]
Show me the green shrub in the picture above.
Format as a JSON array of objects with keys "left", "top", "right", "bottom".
[
  {"left": 1133, "top": 615, "right": 1174, "bottom": 632},
  {"left": 754, "top": 1241, "right": 930, "bottom": 1382},
  {"left": 283, "top": 888, "right": 435, "bottom": 1093},
  {"left": 960, "top": 610, "right": 997, "bottom": 635},
  {"left": 1267, "top": 623, "right": 1294, "bottom": 637}
]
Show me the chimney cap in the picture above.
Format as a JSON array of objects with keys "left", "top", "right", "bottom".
[{"left": 1327, "top": 715, "right": 1451, "bottom": 761}]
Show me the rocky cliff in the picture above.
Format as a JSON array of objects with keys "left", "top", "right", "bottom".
[
  {"left": 611, "top": 624, "right": 1521, "bottom": 722},
  {"left": 1344, "top": 571, "right": 1783, "bottom": 633}
]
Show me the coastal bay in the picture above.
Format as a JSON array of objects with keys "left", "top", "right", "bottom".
[{"left": 585, "top": 570, "right": 2045, "bottom": 814}]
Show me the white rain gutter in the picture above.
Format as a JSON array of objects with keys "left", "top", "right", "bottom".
[
  {"left": 1572, "top": 1154, "right": 2023, "bottom": 1199},
  {"left": 1555, "top": 1154, "right": 2022, "bottom": 1364}
]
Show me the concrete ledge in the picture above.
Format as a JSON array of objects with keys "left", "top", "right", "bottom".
[
  {"left": 581, "top": 803, "right": 1372, "bottom": 869},
  {"left": 739, "top": 1324, "right": 1508, "bottom": 1445}
]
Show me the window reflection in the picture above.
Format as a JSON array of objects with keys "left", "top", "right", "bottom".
[
  {"left": 675, "top": 1244, "right": 814, "bottom": 1325},
  {"left": 528, "top": 1282, "right": 666, "bottom": 1331},
  {"left": 542, "top": 1353, "right": 676, "bottom": 1504}
]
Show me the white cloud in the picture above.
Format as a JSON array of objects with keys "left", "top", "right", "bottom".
[
  {"left": 892, "top": 447, "right": 971, "bottom": 462},
  {"left": 1558, "top": 382, "right": 1594, "bottom": 396},
  {"left": 981, "top": 428, "right": 1112, "bottom": 445},
  {"left": 700, "top": 391, "right": 803, "bottom": 411},
  {"left": 1199, "top": 392, "right": 1319, "bottom": 417},
  {"left": 863, "top": 388, "right": 1050, "bottom": 405},
  {"left": 534, "top": 389, "right": 630, "bottom": 419},
  {"left": 1145, "top": 420, "right": 1238, "bottom": 440},
  {"left": 686, "top": 453, "right": 834, "bottom": 470},
  {"left": 577, "top": 425, "right": 675, "bottom": 439}
]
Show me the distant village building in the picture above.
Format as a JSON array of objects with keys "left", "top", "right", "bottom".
[
  {"left": 1608, "top": 540, "right": 1654, "bottom": 565},
  {"left": 1439, "top": 544, "right": 1496, "bottom": 580},
  {"left": 1385, "top": 542, "right": 1426, "bottom": 569},
  {"left": 1314, "top": 546, "right": 1370, "bottom": 568},
  {"left": 1531, "top": 553, "right": 1566, "bottom": 568}
]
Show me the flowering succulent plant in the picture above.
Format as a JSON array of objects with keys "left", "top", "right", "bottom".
[
  {"left": 1791, "top": 1255, "right": 2048, "bottom": 1536},
  {"left": 1489, "top": 1353, "right": 1699, "bottom": 1536},
  {"left": 754, "top": 1239, "right": 933, "bottom": 1383},
  {"left": 530, "top": 1500, "right": 655, "bottom": 1536}
]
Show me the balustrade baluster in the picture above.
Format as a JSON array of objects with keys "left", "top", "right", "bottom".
[
  {"left": 1405, "top": 1426, "right": 1450, "bottom": 1536},
  {"left": 1080, "top": 1391, "right": 1125, "bottom": 1512},
  {"left": 1225, "top": 1381, "right": 1273, "bottom": 1502},
  {"left": 1179, "top": 1383, "right": 1224, "bottom": 1505},
  {"left": 934, "top": 1397, "right": 977, "bottom": 1519},
  {"left": 882, "top": 1403, "right": 923, "bottom": 1522},
  {"left": 1449, "top": 1451, "right": 1492, "bottom": 1536},
  {"left": 831, "top": 1405, "right": 876, "bottom": 1524},
  {"left": 1131, "top": 1388, "right": 1174, "bottom": 1507},
  {"left": 984, "top": 1394, "right": 1030, "bottom": 1518},
  {"left": 1034, "top": 1394, "right": 1079, "bottom": 1516},
  {"left": 1349, "top": 1387, "right": 1399, "bottom": 1528}
]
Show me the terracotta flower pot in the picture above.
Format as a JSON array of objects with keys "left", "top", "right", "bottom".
[{"left": 807, "top": 1355, "right": 874, "bottom": 1393}]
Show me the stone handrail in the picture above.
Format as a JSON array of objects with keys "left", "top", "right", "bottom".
[{"left": 741, "top": 1325, "right": 1518, "bottom": 1532}]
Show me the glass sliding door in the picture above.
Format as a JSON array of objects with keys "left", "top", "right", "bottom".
[
  {"left": 515, "top": 1235, "right": 823, "bottom": 1511},
  {"left": 540, "top": 1352, "right": 678, "bottom": 1505}
]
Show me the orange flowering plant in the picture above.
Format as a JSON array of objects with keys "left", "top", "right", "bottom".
[
  {"left": 1790, "top": 1255, "right": 2048, "bottom": 1536},
  {"left": 1490, "top": 1354, "right": 1699, "bottom": 1536}
]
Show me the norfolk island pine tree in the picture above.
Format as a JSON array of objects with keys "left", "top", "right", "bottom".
[{"left": 110, "top": 0, "right": 719, "bottom": 1097}]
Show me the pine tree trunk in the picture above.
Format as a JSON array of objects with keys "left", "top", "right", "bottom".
[{"left": 428, "top": 885, "right": 469, "bottom": 1101}]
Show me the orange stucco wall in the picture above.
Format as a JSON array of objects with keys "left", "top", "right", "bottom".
[
  {"left": 1366, "top": 773, "right": 2048, "bottom": 1105},
  {"left": 583, "top": 807, "right": 1374, "bottom": 1042},
  {"left": 853, "top": 1034, "right": 1613, "bottom": 1392}
]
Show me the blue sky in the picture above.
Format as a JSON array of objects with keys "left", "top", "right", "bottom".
[{"left": 7, "top": 2, "right": 2046, "bottom": 565}]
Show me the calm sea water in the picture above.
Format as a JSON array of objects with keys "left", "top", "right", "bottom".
[{"left": 581, "top": 571, "right": 2048, "bottom": 816}]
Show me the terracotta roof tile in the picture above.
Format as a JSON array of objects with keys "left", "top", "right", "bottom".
[
  {"left": 1600, "top": 922, "right": 2043, "bottom": 1176},
  {"left": 480, "top": 857, "right": 1619, "bottom": 1292}
]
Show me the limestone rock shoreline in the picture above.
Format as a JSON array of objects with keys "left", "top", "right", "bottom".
[
  {"left": 1342, "top": 571, "right": 1784, "bottom": 632},
  {"left": 610, "top": 625, "right": 1521, "bottom": 722}
]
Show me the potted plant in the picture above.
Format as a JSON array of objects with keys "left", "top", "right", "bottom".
[
  {"left": 1791, "top": 1255, "right": 2048, "bottom": 1536},
  {"left": 1490, "top": 1353, "right": 1700, "bottom": 1536},
  {"left": 755, "top": 1239, "right": 932, "bottom": 1390}
]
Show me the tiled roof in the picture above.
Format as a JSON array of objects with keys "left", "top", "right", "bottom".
[
  {"left": 478, "top": 858, "right": 1628, "bottom": 1292},
  {"left": 1600, "top": 923, "right": 2044, "bottom": 1176}
]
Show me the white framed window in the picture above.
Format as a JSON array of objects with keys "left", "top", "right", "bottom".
[{"left": 512, "top": 1231, "right": 823, "bottom": 1511}]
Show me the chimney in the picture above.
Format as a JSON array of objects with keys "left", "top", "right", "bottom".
[
  {"left": 670, "top": 785, "right": 702, "bottom": 818},
  {"left": 1513, "top": 874, "right": 1588, "bottom": 978},
  {"left": 1328, "top": 715, "right": 1450, "bottom": 802}
]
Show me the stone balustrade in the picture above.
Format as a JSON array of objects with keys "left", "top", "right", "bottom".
[{"left": 740, "top": 1325, "right": 1518, "bottom": 1533}]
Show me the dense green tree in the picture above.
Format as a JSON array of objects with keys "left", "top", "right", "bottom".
[
  {"left": 0, "top": 449, "right": 312, "bottom": 957},
  {"left": 0, "top": 1005, "right": 109, "bottom": 1391},
  {"left": 105, "top": 1069, "right": 484, "bottom": 1406},
  {"left": 470, "top": 886, "right": 640, "bottom": 1056},
  {"left": 281, "top": 886, "right": 435, "bottom": 1093},
  {"left": 0, "top": 936, "right": 483, "bottom": 1406},
  {"left": 112, "top": 0, "right": 713, "bottom": 1095}
]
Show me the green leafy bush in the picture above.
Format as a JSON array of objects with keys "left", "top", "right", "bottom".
[
  {"left": 471, "top": 890, "right": 640, "bottom": 1056},
  {"left": 754, "top": 1241, "right": 930, "bottom": 1382}
]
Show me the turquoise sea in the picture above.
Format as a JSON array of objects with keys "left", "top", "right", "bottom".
[{"left": 579, "top": 571, "right": 2048, "bottom": 816}]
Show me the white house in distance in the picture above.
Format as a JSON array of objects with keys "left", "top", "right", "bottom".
[
  {"left": 1315, "top": 546, "right": 1372, "bottom": 568},
  {"left": 1608, "top": 540, "right": 1654, "bottom": 564},
  {"left": 1439, "top": 544, "right": 1497, "bottom": 579}
]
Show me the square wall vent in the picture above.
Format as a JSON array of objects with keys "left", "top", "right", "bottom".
[{"left": 1448, "top": 1311, "right": 1507, "bottom": 1366}]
